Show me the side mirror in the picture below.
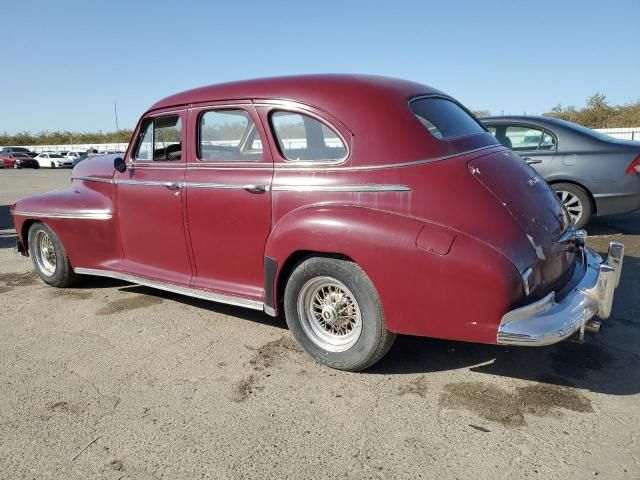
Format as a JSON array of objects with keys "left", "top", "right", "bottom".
[{"left": 114, "top": 157, "right": 127, "bottom": 173}]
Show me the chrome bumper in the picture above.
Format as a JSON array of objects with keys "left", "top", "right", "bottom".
[{"left": 497, "top": 242, "right": 624, "bottom": 346}]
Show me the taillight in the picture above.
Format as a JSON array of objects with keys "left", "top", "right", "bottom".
[{"left": 626, "top": 155, "right": 640, "bottom": 174}]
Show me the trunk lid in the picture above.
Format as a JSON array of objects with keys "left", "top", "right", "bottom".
[{"left": 468, "top": 149, "right": 575, "bottom": 296}]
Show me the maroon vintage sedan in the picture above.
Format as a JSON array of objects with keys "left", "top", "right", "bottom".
[{"left": 10, "top": 75, "right": 624, "bottom": 371}]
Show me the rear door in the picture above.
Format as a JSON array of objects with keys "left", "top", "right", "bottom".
[{"left": 185, "top": 103, "right": 273, "bottom": 302}]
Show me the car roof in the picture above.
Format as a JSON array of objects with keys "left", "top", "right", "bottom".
[{"left": 149, "top": 74, "right": 444, "bottom": 113}]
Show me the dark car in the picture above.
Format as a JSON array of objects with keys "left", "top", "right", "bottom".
[
  {"left": 10, "top": 75, "right": 624, "bottom": 371},
  {"left": 0, "top": 152, "right": 40, "bottom": 169},
  {"left": 482, "top": 116, "right": 640, "bottom": 228},
  {"left": 0, "top": 146, "right": 37, "bottom": 158}
]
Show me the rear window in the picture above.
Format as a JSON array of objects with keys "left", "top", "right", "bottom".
[{"left": 410, "top": 97, "right": 485, "bottom": 140}]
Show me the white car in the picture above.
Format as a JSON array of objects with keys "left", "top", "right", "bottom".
[
  {"left": 63, "top": 151, "right": 83, "bottom": 160},
  {"left": 34, "top": 153, "right": 73, "bottom": 168}
]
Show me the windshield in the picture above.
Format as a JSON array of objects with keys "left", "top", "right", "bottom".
[{"left": 50, "top": 154, "right": 64, "bottom": 158}]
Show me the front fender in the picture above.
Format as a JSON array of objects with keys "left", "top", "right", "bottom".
[
  {"left": 265, "top": 205, "right": 522, "bottom": 343},
  {"left": 11, "top": 180, "right": 121, "bottom": 271}
]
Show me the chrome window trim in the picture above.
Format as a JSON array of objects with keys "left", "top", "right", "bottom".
[
  {"left": 11, "top": 210, "right": 112, "bottom": 220},
  {"left": 195, "top": 107, "right": 264, "bottom": 164},
  {"left": 269, "top": 108, "right": 350, "bottom": 166},
  {"left": 73, "top": 267, "right": 264, "bottom": 311}
]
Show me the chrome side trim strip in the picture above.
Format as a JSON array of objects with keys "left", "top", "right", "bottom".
[
  {"left": 74, "top": 176, "right": 114, "bottom": 184},
  {"left": 11, "top": 210, "right": 112, "bottom": 220},
  {"left": 272, "top": 184, "right": 411, "bottom": 192},
  {"left": 116, "top": 179, "right": 178, "bottom": 187},
  {"left": 73, "top": 267, "right": 265, "bottom": 311},
  {"left": 187, "top": 182, "right": 253, "bottom": 190},
  {"left": 273, "top": 145, "right": 499, "bottom": 171}
]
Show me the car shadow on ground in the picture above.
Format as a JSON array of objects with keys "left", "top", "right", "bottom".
[
  {"left": 369, "top": 253, "right": 640, "bottom": 396},
  {"left": 59, "top": 239, "right": 640, "bottom": 397}
]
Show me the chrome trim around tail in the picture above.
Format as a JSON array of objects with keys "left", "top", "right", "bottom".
[{"left": 73, "top": 267, "right": 265, "bottom": 311}]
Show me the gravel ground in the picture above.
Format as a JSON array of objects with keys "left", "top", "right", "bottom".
[{"left": 0, "top": 169, "right": 639, "bottom": 479}]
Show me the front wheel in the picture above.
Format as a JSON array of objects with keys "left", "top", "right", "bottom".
[
  {"left": 284, "top": 257, "right": 395, "bottom": 371},
  {"left": 28, "top": 223, "right": 78, "bottom": 287},
  {"left": 50, "top": 161, "right": 56, "bottom": 168},
  {"left": 552, "top": 183, "right": 592, "bottom": 229}
]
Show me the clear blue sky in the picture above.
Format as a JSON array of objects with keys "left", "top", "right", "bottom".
[{"left": 1, "top": 0, "right": 638, "bottom": 134}]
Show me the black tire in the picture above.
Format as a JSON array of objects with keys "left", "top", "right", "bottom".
[
  {"left": 284, "top": 257, "right": 395, "bottom": 371},
  {"left": 50, "top": 162, "right": 56, "bottom": 168},
  {"left": 28, "top": 223, "right": 79, "bottom": 287},
  {"left": 34, "top": 163, "right": 40, "bottom": 169},
  {"left": 552, "top": 182, "right": 592, "bottom": 229}
]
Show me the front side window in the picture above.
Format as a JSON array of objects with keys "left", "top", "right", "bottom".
[
  {"left": 199, "top": 110, "right": 262, "bottom": 161},
  {"left": 505, "top": 125, "right": 556, "bottom": 151},
  {"left": 410, "top": 97, "right": 485, "bottom": 140},
  {"left": 135, "top": 115, "right": 182, "bottom": 161},
  {"left": 271, "top": 111, "right": 347, "bottom": 162}
]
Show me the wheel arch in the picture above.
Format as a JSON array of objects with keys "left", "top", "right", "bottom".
[{"left": 263, "top": 205, "right": 425, "bottom": 317}]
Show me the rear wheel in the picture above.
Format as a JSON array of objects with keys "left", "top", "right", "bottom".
[
  {"left": 552, "top": 182, "right": 592, "bottom": 229},
  {"left": 284, "top": 257, "right": 395, "bottom": 371},
  {"left": 28, "top": 223, "right": 78, "bottom": 287}
]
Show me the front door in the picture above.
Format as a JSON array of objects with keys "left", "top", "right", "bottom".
[
  {"left": 115, "top": 111, "right": 193, "bottom": 286},
  {"left": 185, "top": 104, "right": 273, "bottom": 302}
]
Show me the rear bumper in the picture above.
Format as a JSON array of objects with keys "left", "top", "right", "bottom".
[{"left": 497, "top": 242, "right": 624, "bottom": 346}]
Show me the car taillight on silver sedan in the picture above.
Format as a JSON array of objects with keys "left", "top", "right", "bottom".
[{"left": 626, "top": 155, "right": 640, "bottom": 174}]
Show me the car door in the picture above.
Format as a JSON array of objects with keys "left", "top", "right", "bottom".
[
  {"left": 114, "top": 111, "right": 193, "bottom": 286},
  {"left": 497, "top": 123, "right": 557, "bottom": 174},
  {"left": 185, "top": 103, "right": 273, "bottom": 303}
]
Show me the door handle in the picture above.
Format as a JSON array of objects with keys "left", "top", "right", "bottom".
[
  {"left": 523, "top": 158, "right": 542, "bottom": 165},
  {"left": 242, "top": 184, "right": 268, "bottom": 193},
  {"left": 164, "top": 182, "right": 182, "bottom": 191}
]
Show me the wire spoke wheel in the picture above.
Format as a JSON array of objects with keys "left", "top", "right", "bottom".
[
  {"left": 557, "top": 190, "right": 583, "bottom": 225},
  {"left": 34, "top": 230, "right": 57, "bottom": 276},
  {"left": 297, "top": 276, "right": 362, "bottom": 352}
]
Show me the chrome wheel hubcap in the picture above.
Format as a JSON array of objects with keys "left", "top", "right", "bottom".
[
  {"left": 34, "top": 230, "right": 57, "bottom": 276},
  {"left": 557, "top": 190, "right": 583, "bottom": 225},
  {"left": 297, "top": 276, "right": 362, "bottom": 352}
]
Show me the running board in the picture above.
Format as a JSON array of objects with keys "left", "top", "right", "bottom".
[{"left": 73, "top": 267, "right": 265, "bottom": 312}]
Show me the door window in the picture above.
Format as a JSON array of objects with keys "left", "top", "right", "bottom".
[
  {"left": 271, "top": 111, "right": 347, "bottom": 162},
  {"left": 505, "top": 125, "right": 556, "bottom": 151},
  {"left": 134, "top": 115, "right": 182, "bottom": 161},
  {"left": 198, "top": 110, "right": 263, "bottom": 161}
]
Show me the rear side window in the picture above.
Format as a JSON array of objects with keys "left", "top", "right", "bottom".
[
  {"left": 199, "top": 110, "right": 263, "bottom": 161},
  {"left": 505, "top": 125, "right": 557, "bottom": 151},
  {"left": 271, "top": 111, "right": 347, "bottom": 162},
  {"left": 410, "top": 97, "right": 485, "bottom": 140}
]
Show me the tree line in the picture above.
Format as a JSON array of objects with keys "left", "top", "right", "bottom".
[
  {"left": 1, "top": 93, "right": 638, "bottom": 146},
  {"left": 473, "top": 93, "right": 640, "bottom": 128}
]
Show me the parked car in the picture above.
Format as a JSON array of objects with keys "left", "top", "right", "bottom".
[
  {"left": 34, "top": 153, "right": 74, "bottom": 168},
  {"left": 0, "top": 152, "right": 40, "bottom": 169},
  {"left": 0, "top": 146, "right": 37, "bottom": 158},
  {"left": 10, "top": 75, "right": 624, "bottom": 371},
  {"left": 64, "top": 151, "right": 84, "bottom": 160},
  {"left": 72, "top": 153, "right": 88, "bottom": 167},
  {"left": 482, "top": 116, "right": 640, "bottom": 228}
]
